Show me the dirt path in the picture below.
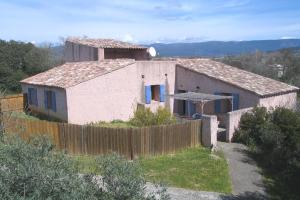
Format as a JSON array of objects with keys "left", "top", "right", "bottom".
[{"left": 217, "top": 142, "right": 266, "bottom": 199}]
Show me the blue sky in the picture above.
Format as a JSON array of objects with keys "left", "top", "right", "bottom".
[{"left": 0, "top": 0, "right": 300, "bottom": 44}]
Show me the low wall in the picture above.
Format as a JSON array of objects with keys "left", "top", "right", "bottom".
[
  {"left": 224, "top": 107, "right": 253, "bottom": 142},
  {"left": 201, "top": 115, "right": 218, "bottom": 148}
]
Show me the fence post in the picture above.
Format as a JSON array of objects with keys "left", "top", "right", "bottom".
[
  {"left": 81, "top": 125, "right": 84, "bottom": 154},
  {"left": 129, "top": 128, "right": 133, "bottom": 160}
]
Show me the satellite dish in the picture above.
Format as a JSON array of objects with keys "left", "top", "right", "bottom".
[{"left": 147, "top": 47, "right": 156, "bottom": 57}]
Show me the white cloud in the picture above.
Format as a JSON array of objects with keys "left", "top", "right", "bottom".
[
  {"left": 122, "top": 34, "right": 134, "bottom": 42},
  {"left": 280, "top": 36, "right": 296, "bottom": 39}
]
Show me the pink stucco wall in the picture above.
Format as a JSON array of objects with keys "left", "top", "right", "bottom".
[
  {"left": 225, "top": 107, "right": 253, "bottom": 142},
  {"left": 21, "top": 84, "right": 68, "bottom": 121},
  {"left": 136, "top": 61, "right": 176, "bottom": 113},
  {"left": 259, "top": 92, "right": 297, "bottom": 110},
  {"left": 66, "top": 61, "right": 176, "bottom": 124},
  {"left": 64, "top": 41, "right": 98, "bottom": 62}
]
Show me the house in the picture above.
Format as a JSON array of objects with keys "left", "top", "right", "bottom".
[{"left": 20, "top": 38, "right": 299, "bottom": 127}]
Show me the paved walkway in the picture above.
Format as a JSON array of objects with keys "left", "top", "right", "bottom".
[{"left": 217, "top": 142, "right": 266, "bottom": 199}]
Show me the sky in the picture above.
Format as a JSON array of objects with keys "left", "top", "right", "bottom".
[{"left": 0, "top": 0, "right": 300, "bottom": 44}]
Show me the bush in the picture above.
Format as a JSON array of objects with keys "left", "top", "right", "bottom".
[
  {"left": 233, "top": 106, "right": 300, "bottom": 199},
  {"left": 129, "top": 107, "right": 176, "bottom": 127},
  {"left": 232, "top": 107, "right": 269, "bottom": 146},
  {"left": 96, "top": 154, "right": 169, "bottom": 200},
  {"left": 0, "top": 135, "right": 169, "bottom": 199},
  {"left": 0, "top": 136, "right": 96, "bottom": 200}
]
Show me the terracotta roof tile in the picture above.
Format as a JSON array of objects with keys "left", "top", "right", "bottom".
[
  {"left": 176, "top": 58, "right": 299, "bottom": 96},
  {"left": 21, "top": 59, "right": 135, "bottom": 88},
  {"left": 66, "top": 37, "right": 147, "bottom": 49}
]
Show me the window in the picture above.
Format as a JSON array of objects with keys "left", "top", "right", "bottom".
[
  {"left": 44, "top": 90, "right": 56, "bottom": 112},
  {"left": 145, "top": 85, "right": 165, "bottom": 104},
  {"left": 214, "top": 92, "right": 239, "bottom": 113},
  {"left": 151, "top": 85, "right": 160, "bottom": 101},
  {"left": 28, "top": 88, "right": 38, "bottom": 106}
]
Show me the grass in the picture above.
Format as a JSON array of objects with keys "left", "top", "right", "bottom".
[
  {"left": 88, "top": 120, "right": 135, "bottom": 128},
  {"left": 73, "top": 147, "right": 232, "bottom": 194},
  {"left": 10, "top": 111, "right": 40, "bottom": 120},
  {"left": 140, "top": 147, "right": 232, "bottom": 194}
]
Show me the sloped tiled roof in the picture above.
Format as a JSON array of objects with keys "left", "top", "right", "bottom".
[
  {"left": 176, "top": 58, "right": 299, "bottom": 96},
  {"left": 66, "top": 37, "right": 147, "bottom": 49},
  {"left": 21, "top": 59, "right": 135, "bottom": 88}
]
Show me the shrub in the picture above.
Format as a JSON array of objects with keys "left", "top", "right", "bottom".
[
  {"left": 233, "top": 106, "right": 300, "bottom": 199},
  {"left": 0, "top": 136, "right": 96, "bottom": 200},
  {"left": 154, "top": 107, "right": 176, "bottom": 126},
  {"left": 129, "top": 107, "right": 176, "bottom": 127},
  {"left": 129, "top": 107, "right": 155, "bottom": 127},
  {"left": 96, "top": 154, "right": 169, "bottom": 200},
  {"left": 232, "top": 107, "right": 269, "bottom": 145},
  {"left": 0, "top": 135, "right": 169, "bottom": 199}
]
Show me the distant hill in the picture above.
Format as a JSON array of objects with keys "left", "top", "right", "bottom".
[{"left": 148, "top": 39, "right": 300, "bottom": 57}]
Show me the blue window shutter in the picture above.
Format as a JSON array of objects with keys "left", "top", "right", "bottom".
[
  {"left": 51, "top": 91, "right": 56, "bottom": 112},
  {"left": 44, "top": 91, "right": 48, "bottom": 109},
  {"left": 159, "top": 85, "right": 165, "bottom": 102},
  {"left": 232, "top": 93, "right": 239, "bottom": 111},
  {"left": 34, "top": 88, "right": 38, "bottom": 106},
  {"left": 188, "top": 101, "right": 196, "bottom": 116},
  {"left": 28, "top": 88, "right": 32, "bottom": 105},
  {"left": 214, "top": 92, "right": 222, "bottom": 113},
  {"left": 184, "top": 100, "right": 189, "bottom": 116},
  {"left": 145, "top": 86, "right": 151, "bottom": 104}
]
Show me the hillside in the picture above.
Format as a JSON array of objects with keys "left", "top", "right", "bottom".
[{"left": 148, "top": 39, "right": 300, "bottom": 57}]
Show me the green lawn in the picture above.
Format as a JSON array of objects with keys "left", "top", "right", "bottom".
[
  {"left": 73, "top": 147, "right": 232, "bottom": 194},
  {"left": 10, "top": 111, "right": 40, "bottom": 120},
  {"left": 88, "top": 120, "right": 135, "bottom": 128},
  {"left": 140, "top": 147, "right": 232, "bottom": 194}
]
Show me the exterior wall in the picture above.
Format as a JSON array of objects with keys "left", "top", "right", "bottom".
[
  {"left": 136, "top": 61, "right": 176, "bottom": 113},
  {"left": 98, "top": 48, "right": 104, "bottom": 60},
  {"left": 104, "top": 48, "right": 148, "bottom": 60},
  {"left": 66, "top": 63, "right": 139, "bottom": 124},
  {"left": 64, "top": 42, "right": 148, "bottom": 62},
  {"left": 64, "top": 41, "right": 98, "bottom": 62},
  {"left": 201, "top": 115, "right": 218, "bottom": 147},
  {"left": 66, "top": 61, "right": 176, "bottom": 124},
  {"left": 21, "top": 84, "right": 68, "bottom": 121},
  {"left": 175, "top": 66, "right": 260, "bottom": 114},
  {"left": 225, "top": 107, "right": 253, "bottom": 142},
  {"left": 259, "top": 92, "right": 297, "bottom": 110}
]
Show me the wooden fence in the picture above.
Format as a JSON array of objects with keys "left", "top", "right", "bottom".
[
  {"left": 0, "top": 94, "right": 24, "bottom": 113},
  {"left": 4, "top": 117, "right": 202, "bottom": 159}
]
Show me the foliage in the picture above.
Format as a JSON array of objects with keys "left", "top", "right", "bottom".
[
  {"left": 233, "top": 107, "right": 300, "bottom": 199},
  {"left": 88, "top": 120, "right": 134, "bottom": 128},
  {"left": 0, "top": 135, "right": 169, "bottom": 199},
  {"left": 96, "top": 154, "right": 170, "bottom": 200},
  {"left": 0, "top": 136, "right": 97, "bottom": 200},
  {"left": 0, "top": 40, "right": 63, "bottom": 93},
  {"left": 129, "top": 107, "right": 176, "bottom": 127},
  {"left": 74, "top": 147, "right": 232, "bottom": 194},
  {"left": 219, "top": 48, "right": 300, "bottom": 87}
]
